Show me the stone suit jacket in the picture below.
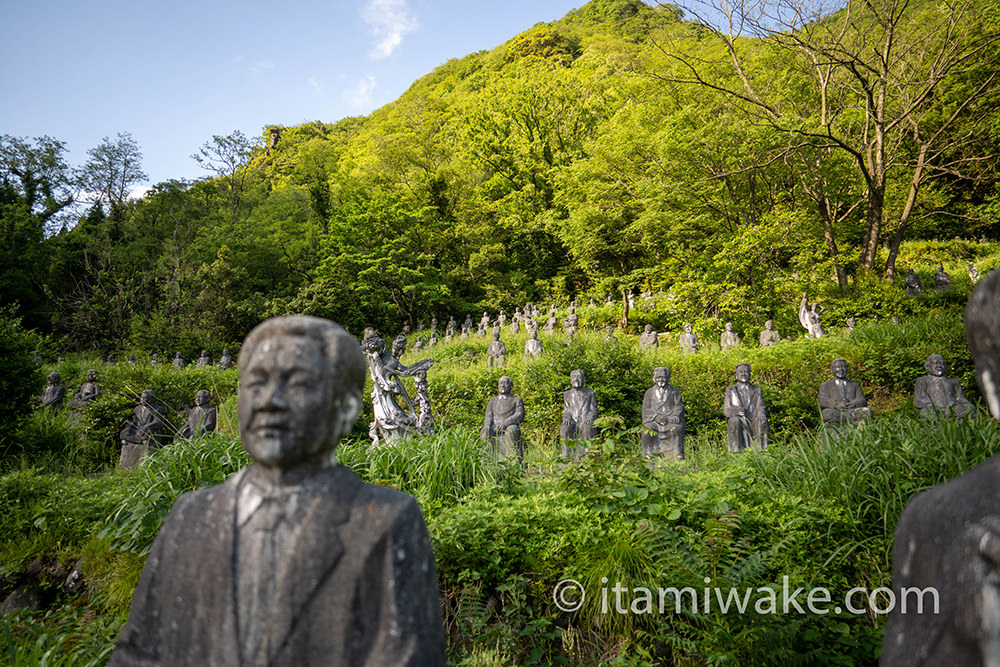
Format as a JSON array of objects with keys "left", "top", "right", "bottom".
[
  {"left": 110, "top": 464, "right": 444, "bottom": 667},
  {"left": 818, "top": 378, "right": 867, "bottom": 412}
]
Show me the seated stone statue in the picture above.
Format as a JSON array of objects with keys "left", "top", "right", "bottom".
[
  {"left": 478, "top": 312, "right": 490, "bottom": 336},
  {"left": 758, "top": 320, "right": 781, "bottom": 347},
  {"left": 177, "top": 390, "right": 218, "bottom": 440},
  {"left": 914, "top": 354, "right": 973, "bottom": 419},
  {"left": 445, "top": 317, "right": 456, "bottom": 339},
  {"left": 218, "top": 348, "right": 233, "bottom": 369},
  {"left": 427, "top": 333, "right": 438, "bottom": 348},
  {"left": 881, "top": 268, "right": 1000, "bottom": 666},
  {"left": 641, "top": 367, "right": 685, "bottom": 460},
  {"left": 904, "top": 268, "right": 922, "bottom": 296},
  {"left": 560, "top": 370, "right": 598, "bottom": 460},
  {"left": 563, "top": 307, "right": 579, "bottom": 336},
  {"left": 172, "top": 352, "right": 185, "bottom": 368},
  {"left": 720, "top": 322, "right": 741, "bottom": 351},
  {"left": 480, "top": 376, "right": 526, "bottom": 463},
  {"left": 487, "top": 331, "right": 506, "bottom": 368},
  {"left": 935, "top": 264, "right": 952, "bottom": 292},
  {"left": 818, "top": 358, "right": 871, "bottom": 426},
  {"left": 412, "top": 336, "right": 424, "bottom": 353},
  {"left": 524, "top": 330, "right": 543, "bottom": 360},
  {"left": 845, "top": 317, "right": 857, "bottom": 331},
  {"left": 679, "top": 324, "right": 699, "bottom": 354},
  {"left": 968, "top": 261, "right": 980, "bottom": 284},
  {"left": 638, "top": 324, "right": 658, "bottom": 350},
  {"left": 119, "top": 389, "right": 169, "bottom": 469},
  {"left": 463, "top": 315, "right": 473, "bottom": 332},
  {"left": 40, "top": 372, "right": 65, "bottom": 413},
  {"left": 109, "top": 315, "right": 445, "bottom": 666},
  {"left": 196, "top": 350, "right": 212, "bottom": 367},
  {"left": 70, "top": 369, "right": 101, "bottom": 409},
  {"left": 509, "top": 319, "right": 520, "bottom": 335},
  {"left": 723, "top": 363, "right": 768, "bottom": 453}
]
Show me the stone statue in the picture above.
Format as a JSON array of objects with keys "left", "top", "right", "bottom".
[
  {"left": 216, "top": 349, "right": 232, "bottom": 369},
  {"left": 881, "top": 269, "right": 1000, "bottom": 666},
  {"left": 641, "top": 367, "right": 685, "bottom": 460},
  {"left": 638, "top": 324, "right": 658, "bottom": 350},
  {"left": 415, "top": 371, "right": 435, "bottom": 435},
  {"left": 177, "top": 390, "right": 217, "bottom": 439},
  {"left": 720, "top": 322, "right": 741, "bottom": 351},
  {"left": 430, "top": 316, "right": 438, "bottom": 332},
  {"left": 119, "top": 390, "right": 169, "bottom": 469},
  {"left": 417, "top": 319, "right": 425, "bottom": 331},
  {"left": 968, "top": 261, "right": 980, "bottom": 284},
  {"left": 479, "top": 312, "right": 490, "bottom": 336},
  {"left": 109, "top": 315, "right": 445, "bottom": 666},
  {"left": 914, "top": 354, "right": 973, "bottom": 420},
  {"left": 845, "top": 317, "right": 857, "bottom": 331},
  {"left": 604, "top": 326, "right": 619, "bottom": 345},
  {"left": 360, "top": 330, "right": 434, "bottom": 446},
  {"left": 509, "top": 319, "right": 520, "bottom": 335},
  {"left": 525, "top": 317, "right": 538, "bottom": 336},
  {"left": 412, "top": 336, "right": 424, "bottom": 353},
  {"left": 391, "top": 334, "right": 407, "bottom": 360},
  {"left": 40, "top": 372, "right": 65, "bottom": 413},
  {"left": 463, "top": 314, "right": 473, "bottom": 332},
  {"left": 460, "top": 325, "right": 469, "bottom": 340},
  {"left": 935, "top": 264, "right": 952, "bottom": 292},
  {"left": 679, "top": 324, "right": 699, "bottom": 354},
  {"left": 758, "top": 320, "right": 781, "bottom": 347},
  {"left": 818, "top": 359, "right": 871, "bottom": 426},
  {"left": 196, "top": 350, "right": 212, "bottom": 367},
  {"left": 172, "top": 352, "right": 185, "bottom": 369},
  {"left": 560, "top": 370, "right": 598, "bottom": 460},
  {"left": 904, "top": 268, "right": 922, "bottom": 296},
  {"left": 798, "top": 293, "right": 825, "bottom": 338},
  {"left": 445, "top": 316, "right": 457, "bottom": 339},
  {"left": 402, "top": 324, "right": 411, "bottom": 336},
  {"left": 427, "top": 333, "right": 438, "bottom": 348},
  {"left": 70, "top": 369, "right": 101, "bottom": 408},
  {"left": 497, "top": 311, "right": 507, "bottom": 329},
  {"left": 563, "top": 306, "right": 579, "bottom": 336},
  {"left": 544, "top": 308, "right": 557, "bottom": 334},
  {"left": 128, "top": 354, "right": 137, "bottom": 365},
  {"left": 723, "top": 363, "right": 768, "bottom": 453},
  {"left": 524, "top": 330, "right": 543, "bottom": 360},
  {"left": 486, "top": 331, "right": 506, "bottom": 368},
  {"left": 480, "top": 376, "right": 526, "bottom": 463}
]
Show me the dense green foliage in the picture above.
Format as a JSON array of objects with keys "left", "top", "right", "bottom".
[{"left": 1, "top": 0, "right": 997, "bottom": 352}]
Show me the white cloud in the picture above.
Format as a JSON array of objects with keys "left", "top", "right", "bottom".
[
  {"left": 249, "top": 60, "right": 275, "bottom": 76},
  {"left": 343, "top": 75, "right": 376, "bottom": 108},
  {"left": 308, "top": 76, "right": 325, "bottom": 95},
  {"left": 360, "top": 0, "right": 418, "bottom": 59}
]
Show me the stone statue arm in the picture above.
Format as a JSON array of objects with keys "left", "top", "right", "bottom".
[
  {"left": 41, "top": 385, "right": 64, "bottom": 407},
  {"left": 817, "top": 381, "right": 842, "bottom": 411},
  {"left": 722, "top": 386, "right": 744, "bottom": 419},
  {"left": 495, "top": 396, "right": 525, "bottom": 430},
  {"left": 582, "top": 389, "right": 599, "bottom": 426},
  {"left": 798, "top": 294, "right": 811, "bottom": 331},
  {"left": 480, "top": 398, "right": 497, "bottom": 439},
  {"left": 913, "top": 377, "right": 934, "bottom": 411},
  {"left": 846, "top": 382, "right": 868, "bottom": 409},
  {"left": 200, "top": 407, "right": 218, "bottom": 434}
]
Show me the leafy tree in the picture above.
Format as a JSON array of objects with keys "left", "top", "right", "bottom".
[
  {"left": 77, "top": 132, "right": 148, "bottom": 216},
  {"left": 191, "top": 130, "right": 261, "bottom": 219},
  {"left": 0, "top": 305, "right": 44, "bottom": 444}
]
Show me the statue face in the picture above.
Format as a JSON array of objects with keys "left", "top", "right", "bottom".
[
  {"left": 644, "top": 325, "right": 652, "bottom": 332},
  {"left": 831, "top": 359, "right": 848, "bottom": 379},
  {"left": 654, "top": 368, "right": 670, "bottom": 388},
  {"left": 570, "top": 370, "right": 585, "bottom": 389},
  {"left": 684, "top": 324, "right": 692, "bottom": 333},
  {"left": 140, "top": 390, "right": 154, "bottom": 405},
  {"left": 195, "top": 390, "right": 210, "bottom": 406},
  {"left": 86, "top": 370, "right": 97, "bottom": 381},
  {"left": 926, "top": 355, "right": 946, "bottom": 376},
  {"left": 735, "top": 364, "right": 751, "bottom": 384},
  {"left": 764, "top": 320, "right": 773, "bottom": 330},
  {"left": 725, "top": 322, "right": 733, "bottom": 331},
  {"left": 498, "top": 377, "right": 512, "bottom": 395},
  {"left": 48, "top": 372, "right": 60, "bottom": 384},
  {"left": 239, "top": 335, "right": 345, "bottom": 470}
]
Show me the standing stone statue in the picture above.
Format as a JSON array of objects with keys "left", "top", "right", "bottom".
[
  {"left": 463, "top": 314, "right": 473, "bottom": 332},
  {"left": 904, "top": 268, "right": 922, "bottom": 296},
  {"left": 679, "top": 323, "right": 699, "bottom": 354},
  {"left": 563, "top": 306, "right": 579, "bottom": 337},
  {"left": 604, "top": 325, "right": 619, "bottom": 345},
  {"left": 881, "top": 269, "right": 1000, "bottom": 666},
  {"left": 914, "top": 354, "right": 973, "bottom": 420},
  {"left": 560, "top": 370, "right": 598, "bottom": 460},
  {"left": 480, "top": 376, "right": 526, "bottom": 463},
  {"left": 70, "top": 369, "right": 102, "bottom": 408},
  {"left": 818, "top": 359, "right": 871, "bottom": 426},
  {"left": 638, "top": 324, "right": 658, "bottom": 350},
  {"left": 497, "top": 311, "right": 507, "bottom": 330},
  {"left": 218, "top": 348, "right": 234, "bottom": 369},
  {"left": 361, "top": 330, "right": 434, "bottom": 446},
  {"left": 172, "top": 352, "right": 185, "bottom": 369},
  {"left": 641, "top": 367, "right": 685, "bottom": 460},
  {"left": 758, "top": 320, "right": 781, "bottom": 347},
  {"left": 798, "top": 293, "right": 826, "bottom": 338},
  {"left": 430, "top": 316, "right": 438, "bottom": 332},
  {"left": 720, "top": 322, "right": 741, "bottom": 351},
  {"left": 40, "top": 372, "right": 65, "bottom": 413},
  {"left": 109, "top": 315, "right": 445, "bottom": 667},
  {"left": 119, "top": 390, "right": 169, "bottom": 469},
  {"left": 509, "top": 318, "right": 520, "bottom": 335},
  {"left": 177, "top": 390, "right": 218, "bottom": 439},
  {"left": 487, "top": 331, "right": 506, "bottom": 368},
  {"left": 196, "top": 350, "right": 212, "bottom": 367},
  {"left": 723, "top": 363, "right": 768, "bottom": 453},
  {"left": 935, "top": 264, "right": 952, "bottom": 292},
  {"left": 524, "top": 329, "right": 543, "bottom": 360}
]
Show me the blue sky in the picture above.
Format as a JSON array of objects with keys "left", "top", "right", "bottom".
[{"left": 1, "top": 0, "right": 588, "bottom": 187}]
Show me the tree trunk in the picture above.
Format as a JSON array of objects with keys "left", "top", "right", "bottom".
[{"left": 884, "top": 143, "right": 929, "bottom": 278}]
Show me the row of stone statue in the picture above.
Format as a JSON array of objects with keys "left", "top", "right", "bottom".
[
  {"left": 52, "top": 349, "right": 236, "bottom": 369},
  {"left": 116, "top": 389, "right": 218, "bottom": 469},
  {"left": 480, "top": 354, "right": 973, "bottom": 463}
]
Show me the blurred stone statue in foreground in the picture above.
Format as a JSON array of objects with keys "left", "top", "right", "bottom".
[
  {"left": 560, "top": 370, "right": 598, "bottom": 460},
  {"left": 119, "top": 390, "right": 169, "bottom": 469},
  {"left": 110, "top": 315, "right": 445, "bottom": 666},
  {"left": 798, "top": 293, "right": 825, "bottom": 338},
  {"left": 818, "top": 359, "right": 871, "bottom": 426},
  {"left": 480, "top": 376, "right": 525, "bottom": 463},
  {"left": 913, "top": 354, "right": 973, "bottom": 420},
  {"left": 40, "top": 372, "right": 65, "bottom": 413},
  {"left": 723, "top": 363, "right": 768, "bottom": 453},
  {"left": 361, "top": 330, "right": 434, "bottom": 446},
  {"left": 641, "top": 367, "right": 685, "bottom": 460},
  {"left": 881, "top": 268, "right": 1000, "bottom": 666}
]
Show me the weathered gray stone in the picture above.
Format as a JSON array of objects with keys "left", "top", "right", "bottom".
[
  {"left": 641, "top": 367, "right": 684, "bottom": 460},
  {"left": 560, "top": 370, "right": 598, "bottom": 460},
  {"left": 758, "top": 321, "right": 781, "bottom": 347},
  {"left": 818, "top": 359, "right": 871, "bottom": 426},
  {"left": 914, "top": 354, "right": 973, "bottom": 420},
  {"left": 723, "top": 363, "right": 768, "bottom": 453},
  {"left": 480, "top": 376, "right": 525, "bottom": 464}
]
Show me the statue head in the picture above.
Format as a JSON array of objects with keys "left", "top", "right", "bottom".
[
  {"left": 140, "top": 389, "right": 156, "bottom": 406},
  {"left": 924, "top": 354, "right": 946, "bottom": 377},
  {"left": 86, "top": 369, "right": 98, "bottom": 382},
  {"left": 831, "top": 358, "right": 848, "bottom": 379},
  {"left": 175, "top": 351, "right": 182, "bottom": 359},
  {"left": 725, "top": 322, "right": 734, "bottom": 332},
  {"left": 498, "top": 376, "right": 513, "bottom": 395},
  {"left": 735, "top": 363, "right": 751, "bottom": 384},
  {"left": 48, "top": 372, "right": 60, "bottom": 384},
  {"left": 764, "top": 320, "right": 773, "bottom": 330},
  {"left": 201, "top": 349, "right": 209, "bottom": 357},
  {"left": 492, "top": 330, "right": 500, "bottom": 341},
  {"left": 237, "top": 316, "right": 364, "bottom": 471},
  {"left": 570, "top": 369, "right": 586, "bottom": 389},
  {"left": 644, "top": 324, "right": 653, "bottom": 333},
  {"left": 684, "top": 323, "right": 693, "bottom": 333},
  {"left": 194, "top": 389, "right": 211, "bottom": 406},
  {"left": 653, "top": 366, "right": 671, "bottom": 387},
  {"left": 965, "top": 269, "right": 1000, "bottom": 419}
]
